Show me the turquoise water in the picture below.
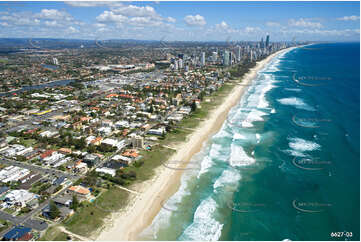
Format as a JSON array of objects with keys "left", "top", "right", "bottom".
[
  {"left": 140, "top": 43, "right": 360, "bottom": 241},
  {"left": 0, "top": 79, "right": 76, "bottom": 97}
]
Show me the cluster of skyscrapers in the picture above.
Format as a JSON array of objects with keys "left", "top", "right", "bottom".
[
  {"left": 167, "top": 35, "right": 291, "bottom": 71},
  {"left": 222, "top": 34, "right": 276, "bottom": 66}
]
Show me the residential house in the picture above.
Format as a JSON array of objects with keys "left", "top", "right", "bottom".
[
  {"left": 101, "top": 138, "right": 126, "bottom": 150},
  {"left": 2, "top": 226, "right": 33, "bottom": 241},
  {"left": 67, "top": 185, "right": 91, "bottom": 199},
  {"left": 111, "top": 155, "right": 132, "bottom": 165},
  {"left": 3, "top": 189, "right": 37, "bottom": 208},
  {"left": 83, "top": 154, "right": 99, "bottom": 167},
  {"left": 58, "top": 148, "right": 72, "bottom": 155},
  {"left": 95, "top": 167, "right": 116, "bottom": 177},
  {"left": 147, "top": 127, "right": 165, "bottom": 136},
  {"left": 42, "top": 203, "right": 74, "bottom": 220}
]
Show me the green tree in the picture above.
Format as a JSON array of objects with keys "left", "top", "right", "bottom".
[
  {"left": 49, "top": 200, "right": 60, "bottom": 219},
  {"left": 198, "top": 91, "right": 205, "bottom": 101},
  {"left": 70, "top": 195, "right": 79, "bottom": 211},
  {"left": 191, "top": 100, "right": 197, "bottom": 112}
]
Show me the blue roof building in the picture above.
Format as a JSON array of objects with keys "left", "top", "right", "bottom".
[{"left": 3, "top": 226, "right": 32, "bottom": 241}]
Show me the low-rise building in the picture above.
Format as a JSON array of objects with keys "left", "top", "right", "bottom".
[
  {"left": 147, "top": 127, "right": 165, "bottom": 136},
  {"left": 95, "top": 167, "right": 116, "bottom": 177},
  {"left": 0, "top": 166, "right": 30, "bottom": 183},
  {"left": 3, "top": 226, "right": 33, "bottom": 241},
  {"left": 101, "top": 138, "right": 126, "bottom": 150},
  {"left": 67, "top": 185, "right": 91, "bottom": 199},
  {"left": 3, "top": 189, "right": 37, "bottom": 208},
  {"left": 83, "top": 154, "right": 99, "bottom": 167},
  {"left": 131, "top": 135, "right": 144, "bottom": 149}
]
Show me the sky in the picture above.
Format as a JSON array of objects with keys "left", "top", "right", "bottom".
[{"left": 0, "top": 1, "right": 359, "bottom": 42}]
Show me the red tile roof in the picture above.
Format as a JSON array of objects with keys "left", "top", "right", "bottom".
[{"left": 40, "top": 150, "right": 55, "bottom": 159}]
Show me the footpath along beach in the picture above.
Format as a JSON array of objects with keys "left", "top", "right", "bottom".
[{"left": 97, "top": 46, "right": 299, "bottom": 241}]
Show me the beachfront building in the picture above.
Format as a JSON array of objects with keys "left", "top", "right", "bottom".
[
  {"left": 132, "top": 135, "right": 145, "bottom": 149},
  {"left": 266, "top": 34, "right": 270, "bottom": 48},
  {"left": 67, "top": 185, "right": 91, "bottom": 199},
  {"left": 96, "top": 167, "right": 116, "bottom": 177},
  {"left": 148, "top": 127, "right": 165, "bottom": 136}
]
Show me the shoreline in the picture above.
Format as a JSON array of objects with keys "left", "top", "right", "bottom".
[{"left": 96, "top": 46, "right": 299, "bottom": 241}]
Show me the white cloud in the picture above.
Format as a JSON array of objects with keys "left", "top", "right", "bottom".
[
  {"left": 0, "top": 8, "right": 84, "bottom": 37},
  {"left": 212, "top": 21, "right": 239, "bottom": 34},
  {"left": 96, "top": 11, "right": 128, "bottom": 23},
  {"left": 244, "top": 26, "right": 261, "bottom": 33},
  {"left": 45, "top": 20, "right": 61, "bottom": 27},
  {"left": 167, "top": 17, "right": 176, "bottom": 23},
  {"left": 65, "top": 1, "right": 124, "bottom": 7},
  {"left": 337, "top": 15, "right": 360, "bottom": 21},
  {"left": 288, "top": 18, "right": 323, "bottom": 28},
  {"left": 67, "top": 26, "right": 79, "bottom": 33},
  {"left": 184, "top": 14, "right": 206, "bottom": 27},
  {"left": 95, "top": 4, "right": 175, "bottom": 29},
  {"left": 94, "top": 23, "right": 106, "bottom": 28},
  {"left": 216, "top": 21, "right": 229, "bottom": 30},
  {"left": 35, "top": 9, "right": 73, "bottom": 21},
  {"left": 0, "top": 12, "right": 41, "bottom": 26},
  {"left": 128, "top": 17, "right": 158, "bottom": 26},
  {"left": 266, "top": 21, "right": 281, "bottom": 27},
  {"left": 112, "top": 5, "right": 161, "bottom": 20}
]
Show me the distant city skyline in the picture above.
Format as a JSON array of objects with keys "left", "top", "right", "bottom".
[{"left": 0, "top": 1, "right": 359, "bottom": 42}]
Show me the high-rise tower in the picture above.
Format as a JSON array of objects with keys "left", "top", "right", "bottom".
[{"left": 265, "top": 35, "right": 270, "bottom": 48}]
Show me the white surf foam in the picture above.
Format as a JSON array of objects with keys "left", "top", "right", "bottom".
[
  {"left": 198, "top": 143, "right": 226, "bottom": 178},
  {"left": 230, "top": 143, "right": 255, "bottom": 167},
  {"left": 241, "top": 109, "right": 267, "bottom": 127},
  {"left": 209, "top": 143, "right": 222, "bottom": 158},
  {"left": 256, "top": 133, "right": 261, "bottom": 144},
  {"left": 277, "top": 97, "right": 315, "bottom": 111},
  {"left": 233, "top": 133, "right": 246, "bottom": 140},
  {"left": 197, "top": 155, "right": 213, "bottom": 178},
  {"left": 212, "top": 128, "right": 230, "bottom": 139},
  {"left": 257, "top": 76, "right": 276, "bottom": 109},
  {"left": 285, "top": 137, "right": 321, "bottom": 157},
  {"left": 288, "top": 137, "right": 321, "bottom": 152},
  {"left": 140, "top": 165, "right": 197, "bottom": 239},
  {"left": 179, "top": 197, "right": 223, "bottom": 241},
  {"left": 213, "top": 169, "right": 241, "bottom": 191}
]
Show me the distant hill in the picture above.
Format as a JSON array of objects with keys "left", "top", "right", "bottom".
[{"left": 0, "top": 37, "right": 306, "bottom": 53}]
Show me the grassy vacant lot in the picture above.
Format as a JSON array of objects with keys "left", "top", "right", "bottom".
[
  {"left": 0, "top": 219, "right": 10, "bottom": 233},
  {"left": 39, "top": 226, "right": 68, "bottom": 241},
  {"left": 17, "top": 138, "right": 37, "bottom": 148},
  {"left": 124, "top": 146, "right": 175, "bottom": 182},
  {"left": 3, "top": 208, "right": 16, "bottom": 215},
  {"left": 63, "top": 187, "right": 129, "bottom": 237}
]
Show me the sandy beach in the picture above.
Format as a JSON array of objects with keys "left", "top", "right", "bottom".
[{"left": 97, "top": 46, "right": 298, "bottom": 241}]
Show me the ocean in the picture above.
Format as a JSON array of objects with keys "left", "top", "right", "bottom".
[{"left": 139, "top": 43, "right": 360, "bottom": 241}]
